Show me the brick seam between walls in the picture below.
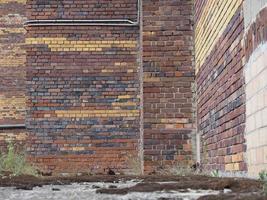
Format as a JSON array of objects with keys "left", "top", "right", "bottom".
[{"left": 138, "top": 0, "right": 144, "bottom": 175}]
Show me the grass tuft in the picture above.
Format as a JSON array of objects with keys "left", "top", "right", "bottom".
[
  {"left": 259, "top": 170, "right": 267, "bottom": 196},
  {"left": 0, "top": 143, "right": 38, "bottom": 177},
  {"left": 159, "top": 163, "right": 196, "bottom": 176},
  {"left": 210, "top": 169, "right": 220, "bottom": 177},
  {"left": 125, "top": 153, "right": 142, "bottom": 175}
]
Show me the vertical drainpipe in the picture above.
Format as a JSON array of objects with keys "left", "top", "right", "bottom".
[
  {"left": 195, "top": 65, "right": 201, "bottom": 163},
  {"left": 138, "top": 0, "right": 144, "bottom": 175},
  {"left": 193, "top": 1, "right": 201, "bottom": 164},
  {"left": 196, "top": 129, "right": 201, "bottom": 163}
]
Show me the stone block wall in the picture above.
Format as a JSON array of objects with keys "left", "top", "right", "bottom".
[
  {"left": 0, "top": 0, "right": 27, "bottom": 151},
  {"left": 195, "top": 0, "right": 247, "bottom": 172},
  {"left": 142, "top": 0, "right": 195, "bottom": 172},
  {"left": 244, "top": 5, "right": 267, "bottom": 177}
]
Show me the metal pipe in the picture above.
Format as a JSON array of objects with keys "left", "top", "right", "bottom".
[
  {"left": 24, "top": 0, "right": 140, "bottom": 27},
  {"left": 0, "top": 124, "right": 26, "bottom": 129},
  {"left": 24, "top": 22, "right": 138, "bottom": 27}
]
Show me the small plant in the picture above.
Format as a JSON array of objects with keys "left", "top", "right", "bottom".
[
  {"left": 159, "top": 163, "right": 195, "bottom": 176},
  {"left": 259, "top": 170, "right": 267, "bottom": 196},
  {"left": 210, "top": 169, "right": 219, "bottom": 177},
  {"left": 263, "top": 182, "right": 267, "bottom": 196},
  {"left": 0, "top": 142, "right": 38, "bottom": 177},
  {"left": 169, "top": 164, "right": 194, "bottom": 176},
  {"left": 202, "top": 141, "right": 209, "bottom": 165},
  {"left": 125, "top": 153, "right": 142, "bottom": 175},
  {"left": 259, "top": 170, "right": 267, "bottom": 181}
]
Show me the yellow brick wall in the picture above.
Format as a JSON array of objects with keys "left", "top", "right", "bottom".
[
  {"left": 195, "top": 0, "right": 243, "bottom": 72},
  {"left": 53, "top": 110, "right": 140, "bottom": 118},
  {"left": 1, "top": 0, "right": 26, "bottom": 3},
  {"left": 0, "top": 0, "right": 26, "bottom": 125},
  {"left": 0, "top": 96, "right": 26, "bottom": 120},
  {"left": 25, "top": 38, "right": 137, "bottom": 52},
  {"left": 0, "top": 128, "right": 28, "bottom": 153}
]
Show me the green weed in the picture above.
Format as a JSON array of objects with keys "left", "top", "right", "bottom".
[
  {"left": 0, "top": 143, "right": 38, "bottom": 177},
  {"left": 259, "top": 170, "right": 267, "bottom": 196}
]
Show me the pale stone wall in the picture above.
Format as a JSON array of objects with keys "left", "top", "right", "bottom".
[
  {"left": 244, "top": 0, "right": 267, "bottom": 28},
  {"left": 243, "top": 1, "right": 267, "bottom": 177},
  {"left": 245, "top": 42, "right": 267, "bottom": 177}
]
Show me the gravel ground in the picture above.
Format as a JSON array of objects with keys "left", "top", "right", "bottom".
[
  {"left": 0, "top": 181, "right": 220, "bottom": 200},
  {"left": 0, "top": 174, "right": 264, "bottom": 200}
]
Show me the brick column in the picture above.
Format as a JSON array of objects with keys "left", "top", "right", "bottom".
[{"left": 142, "top": 0, "right": 195, "bottom": 173}]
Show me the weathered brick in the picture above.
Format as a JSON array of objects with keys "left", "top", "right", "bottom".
[
  {"left": 142, "top": 0, "right": 195, "bottom": 173},
  {"left": 0, "top": 0, "right": 26, "bottom": 126},
  {"left": 3, "top": 0, "right": 194, "bottom": 175},
  {"left": 195, "top": 1, "right": 246, "bottom": 172}
]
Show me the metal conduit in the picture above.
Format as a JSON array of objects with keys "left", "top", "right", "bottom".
[
  {"left": 24, "top": 0, "right": 140, "bottom": 27},
  {"left": 0, "top": 124, "right": 26, "bottom": 129}
]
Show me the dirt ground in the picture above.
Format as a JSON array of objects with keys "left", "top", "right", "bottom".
[{"left": 0, "top": 174, "right": 266, "bottom": 200}]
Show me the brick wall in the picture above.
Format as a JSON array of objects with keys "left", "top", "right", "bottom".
[
  {"left": 26, "top": 0, "right": 138, "bottom": 21},
  {"left": 195, "top": 0, "right": 243, "bottom": 72},
  {"left": 0, "top": 128, "right": 28, "bottom": 151},
  {"left": 23, "top": 0, "right": 195, "bottom": 174},
  {"left": 244, "top": 6, "right": 267, "bottom": 177},
  {"left": 25, "top": 24, "right": 140, "bottom": 173},
  {"left": 243, "top": 0, "right": 267, "bottom": 28},
  {"left": 195, "top": 0, "right": 247, "bottom": 172},
  {"left": 143, "top": 0, "right": 195, "bottom": 173},
  {"left": 1, "top": 0, "right": 195, "bottom": 174},
  {"left": 5, "top": 0, "right": 266, "bottom": 176},
  {"left": 0, "top": 0, "right": 27, "bottom": 150}
]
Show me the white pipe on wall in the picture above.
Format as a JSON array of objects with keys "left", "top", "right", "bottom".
[{"left": 24, "top": 0, "right": 140, "bottom": 27}]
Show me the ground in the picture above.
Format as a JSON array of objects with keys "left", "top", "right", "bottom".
[{"left": 0, "top": 174, "right": 266, "bottom": 200}]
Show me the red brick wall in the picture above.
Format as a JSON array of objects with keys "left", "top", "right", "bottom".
[
  {"left": 25, "top": 0, "right": 195, "bottom": 174},
  {"left": 244, "top": 7, "right": 267, "bottom": 62},
  {"left": 195, "top": 3, "right": 247, "bottom": 172},
  {"left": 142, "top": 0, "right": 195, "bottom": 173},
  {"left": 24, "top": 0, "right": 141, "bottom": 173},
  {"left": 26, "top": 0, "right": 138, "bottom": 20},
  {"left": 0, "top": 0, "right": 196, "bottom": 174},
  {"left": 25, "top": 25, "right": 140, "bottom": 173}
]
